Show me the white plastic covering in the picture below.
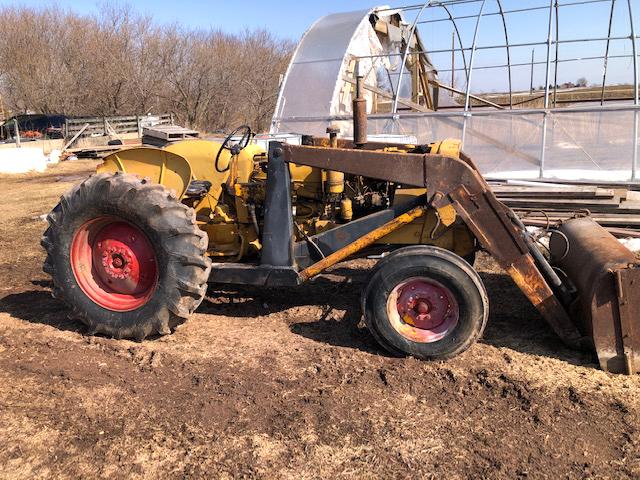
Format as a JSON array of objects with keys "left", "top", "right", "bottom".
[
  {"left": 272, "top": 9, "right": 373, "bottom": 123},
  {"left": 272, "top": 6, "right": 640, "bottom": 184},
  {"left": 271, "top": 7, "right": 435, "bottom": 130},
  {"left": 0, "top": 147, "right": 48, "bottom": 174},
  {"left": 276, "top": 106, "right": 640, "bottom": 183}
]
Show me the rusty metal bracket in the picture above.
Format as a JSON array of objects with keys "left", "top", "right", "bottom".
[{"left": 616, "top": 268, "right": 639, "bottom": 374}]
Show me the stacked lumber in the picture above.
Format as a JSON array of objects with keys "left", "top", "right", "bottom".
[{"left": 488, "top": 181, "right": 640, "bottom": 237}]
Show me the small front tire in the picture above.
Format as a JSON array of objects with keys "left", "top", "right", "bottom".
[{"left": 362, "top": 246, "right": 488, "bottom": 360}]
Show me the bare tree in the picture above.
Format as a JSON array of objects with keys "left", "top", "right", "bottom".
[{"left": 0, "top": 4, "right": 294, "bottom": 132}]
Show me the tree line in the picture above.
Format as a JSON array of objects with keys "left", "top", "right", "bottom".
[{"left": 0, "top": 5, "right": 294, "bottom": 132}]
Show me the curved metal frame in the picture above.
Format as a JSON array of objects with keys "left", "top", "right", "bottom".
[
  {"left": 440, "top": 3, "right": 470, "bottom": 86},
  {"left": 372, "top": 0, "right": 640, "bottom": 174},
  {"left": 543, "top": 0, "right": 555, "bottom": 109},
  {"left": 627, "top": 0, "right": 639, "bottom": 179},
  {"left": 380, "top": 0, "right": 640, "bottom": 182},
  {"left": 495, "top": 0, "right": 513, "bottom": 109},
  {"left": 382, "top": 0, "right": 640, "bottom": 116},
  {"left": 552, "top": 0, "right": 560, "bottom": 107},
  {"left": 600, "top": 0, "right": 617, "bottom": 106},
  {"left": 628, "top": 0, "right": 639, "bottom": 106},
  {"left": 463, "top": 0, "right": 488, "bottom": 112},
  {"left": 392, "top": 2, "right": 431, "bottom": 113}
]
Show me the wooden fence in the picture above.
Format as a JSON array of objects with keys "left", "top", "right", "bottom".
[{"left": 65, "top": 114, "right": 174, "bottom": 138}]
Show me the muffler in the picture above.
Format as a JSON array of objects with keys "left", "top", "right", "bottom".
[{"left": 550, "top": 217, "right": 640, "bottom": 374}]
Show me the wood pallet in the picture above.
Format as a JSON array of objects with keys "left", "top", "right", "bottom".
[
  {"left": 142, "top": 125, "right": 199, "bottom": 141},
  {"left": 489, "top": 181, "right": 640, "bottom": 235}
]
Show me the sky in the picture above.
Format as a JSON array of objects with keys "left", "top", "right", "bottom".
[
  {"left": 0, "top": 0, "right": 638, "bottom": 93},
  {"left": 0, "top": 0, "right": 373, "bottom": 39}
]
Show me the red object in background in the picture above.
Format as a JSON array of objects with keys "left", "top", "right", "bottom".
[{"left": 22, "top": 130, "right": 43, "bottom": 139}]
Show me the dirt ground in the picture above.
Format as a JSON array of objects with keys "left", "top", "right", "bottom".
[{"left": 0, "top": 160, "right": 639, "bottom": 479}]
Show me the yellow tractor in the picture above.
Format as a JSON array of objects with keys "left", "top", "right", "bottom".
[{"left": 42, "top": 82, "right": 640, "bottom": 374}]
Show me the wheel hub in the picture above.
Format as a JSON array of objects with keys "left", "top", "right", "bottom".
[
  {"left": 100, "top": 246, "right": 132, "bottom": 279},
  {"left": 388, "top": 277, "right": 459, "bottom": 343},
  {"left": 70, "top": 216, "right": 158, "bottom": 311},
  {"left": 397, "top": 280, "right": 454, "bottom": 330}
]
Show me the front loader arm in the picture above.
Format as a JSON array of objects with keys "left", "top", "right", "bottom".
[{"left": 279, "top": 142, "right": 587, "bottom": 349}]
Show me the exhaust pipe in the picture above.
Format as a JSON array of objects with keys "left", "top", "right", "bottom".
[
  {"left": 550, "top": 217, "right": 640, "bottom": 374},
  {"left": 353, "top": 61, "right": 367, "bottom": 148}
]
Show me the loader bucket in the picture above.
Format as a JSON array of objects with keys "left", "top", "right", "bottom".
[{"left": 550, "top": 217, "right": 640, "bottom": 374}]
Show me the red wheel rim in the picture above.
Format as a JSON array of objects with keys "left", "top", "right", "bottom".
[
  {"left": 70, "top": 216, "right": 158, "bottom": 312},
  {"left": 386, "top": 277, "right": 459, "bottom": 343}
]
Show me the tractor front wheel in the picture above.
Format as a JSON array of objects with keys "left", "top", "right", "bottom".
[
  {"left": 362, "top": 246, "right": 488, "bottom": 359},
  {"left": 42, "top": 173, "right": 211, "bottom": 340}
]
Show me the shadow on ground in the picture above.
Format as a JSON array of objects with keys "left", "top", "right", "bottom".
[
  {"left": 0, "top": 265, "right": 597, "bottom": 368},
  {"left": 203, "top": 267, "right": 598, "bottom": 368},
  {"left": 0, "top": 284, "right": 85, "bottom": 334}
]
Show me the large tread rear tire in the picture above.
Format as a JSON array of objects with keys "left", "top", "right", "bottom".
[{"left": 41, "top": 172, "right": 211, "bottom": 340}]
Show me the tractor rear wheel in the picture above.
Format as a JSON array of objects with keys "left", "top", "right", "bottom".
[
  {"left": 362, "top": 246, "right": 488, "bottom": 359},
  {"left": 41, "top": 172, "right": 211, "bottom": 340}
]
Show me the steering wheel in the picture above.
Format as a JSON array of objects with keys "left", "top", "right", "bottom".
[{"left": 215, "top": 125, "right": 253, "bottom": 173}]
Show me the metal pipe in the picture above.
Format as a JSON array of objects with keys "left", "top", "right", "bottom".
[
  {"left": 416, "top": 0, "right": 612, "bottom": 24},
  {"left": 351, "top": 36, "right": 633, "bottom": 61},
  {"left": 539, "top": 113, "right": 548, "bottom": 178},
  {"left": 627, "top": 0, "right": 639, "bottom": 179},
  {"left": 451, "top": 31, "right": 455, "bottom": 93},
  {"left": 633, "top": 110, "right": 638, "bottom": 180},
  {"left": 600, "top": 0, "right": 617, "bottom": 105},
  {"left": 544, "top": 0, "right": 555, "bottom": 109},
  {"left": 552, "top": 0, "right": 560, "bottom": 107},
  {"left": 530, "top": 49, "right": 535, "bottom": 94},
  {"left": 628, "top": 0, "right": 639, "bottom": 105},
  {"left": 440, "top": 3, "right": 469, "bottom": 86},
  {"left": 379, "top": 0, "right": 609, "bottom": 14},
  {"left": 274, "top": 103, "right": 640, "bottom": 124},
  {"left": 464, "top": 0, "right": 487, "bottom": 112},
  {"left": 461, "top": 0, "right": 487, "bottom": 145},
  {"left": 376, "top": 0, "right": 483, "bottom": 13},
  {"left": 496, "top": 0, "right": 513, "bottom": 109},
  {"left": 461, "top": 113, "right": 470, "bottom": 147},
  {"left": 299, "top": 205, "right": 428, "bottom": 281},
  {"left": 437, "top": 52, "right": 637, "bottom": 73},
  {"left": 392, "top": 2, "right": 430, "bottom": 114},
  {"left": 353, "top": 62, "right": 368, "bottom": 147}
]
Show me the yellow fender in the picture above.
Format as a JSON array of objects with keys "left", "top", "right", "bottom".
[{"left": 99, "top": 147, "right": 193, "bottom": 198}]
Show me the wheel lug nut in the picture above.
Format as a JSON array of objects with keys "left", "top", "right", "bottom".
[{"left": 417, "top": 301, "right": 430, "bottom": 314}]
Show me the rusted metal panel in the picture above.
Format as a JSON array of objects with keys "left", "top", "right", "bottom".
[
  {"left": 551, "top": 217, "right": 640, "bottom": 374},
  {"left": 616, "top": 268, "right": 640, "bottom": 374},
  {"left": 281, "top": 143, "right": 430, "bottom": 186},
  {"left": 506, "top": 255, "right": 588, "bottom": 348}
]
